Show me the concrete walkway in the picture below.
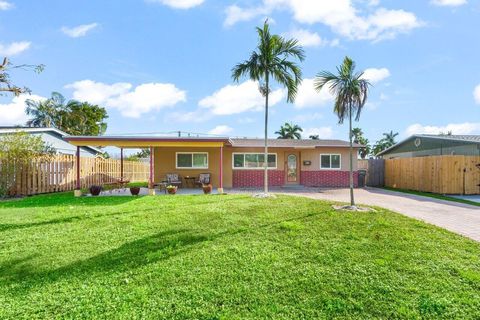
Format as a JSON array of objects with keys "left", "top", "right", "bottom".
[{"left": 288, "top": 188, "right": 480, "bottom": 242}]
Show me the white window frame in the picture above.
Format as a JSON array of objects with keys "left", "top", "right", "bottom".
[
  {"left": 175, "top": 152, "right": 209, "bottom": 169},
  {"left": 320, "top": 154, "right": 341, "bottom": 170},
  {"left": 232, "top": 152, "right": 278, "bottom": 170}
]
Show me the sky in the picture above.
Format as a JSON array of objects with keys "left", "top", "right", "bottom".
[{"left": 1, "top": 0, "right": 480, "bottom": 146}]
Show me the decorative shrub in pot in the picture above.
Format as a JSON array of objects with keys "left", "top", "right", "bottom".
[
  {"left": 130, "top": 186, "right": 141, "bottom": 196},
  {"left": 202, "top": 184, "right": 212, "bottom": 194},
  {"left": 166, "top": 185, "right": 177, "bottom": 195},
  {"left": 89, "top": 185, "right": 102, "bottom": 196}
]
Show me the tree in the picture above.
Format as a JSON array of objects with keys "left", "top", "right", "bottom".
[
  {"left": 309, "top": 135, "right": 319, "bottom": 140},
  {"left": 232, "top": 20, "right": 304, "bottom": 194},
  {"left": 275, "top": 122, "right": 303, "bottom": 139},
  {"left": 25, "top": 92, "right": 108, "bottom": 136},
  {"left": 126, "top": 148, "right": 150, "bottom": 161},
  {"left": 0, "top": 57, "right": 44, "bottom": 96},
  {"left": 314, "top": 56, "right": 371, "bottom": 208},
  {"left": 0, "top": 131, "right": 54, "bottom": 196},
  {"left": 352, "top": 127, "right": 371, "bottom": 159},
  {"left": 372, "top": 130, "right": 399, "bottom": 156},
  {"left": 382, "top": 130, "right": 399, "bottom": 146}
]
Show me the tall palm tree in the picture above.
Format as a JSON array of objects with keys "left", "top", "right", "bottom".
[
  {"left": 275, "top": 122, "right": 303, "bottom": 139},
  {"left": 232, "top": 20, "right": 305, "bottom": 194},
  {"left": 314, "top": 56, "right": 371, "bottom": 208},
  {"left": 382, "top": 130, "right": 399, "bottom": 146},
  {"left": 25, "top": 92, "right": 66, "bottom": 128}
]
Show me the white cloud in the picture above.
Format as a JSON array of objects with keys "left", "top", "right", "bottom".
[
  {"left": 302, "top": 127, "right": 334, "bottom": 139},
  {"left": 293, "top": 112, "right": 323, "bottom": 123},
  {"left": 294, "top": 78, "right": 334, "bottom": 109},
  {"left": 0, "top": 94, "right": 46, "bottom": 126},
  {"left": 0, "top": 41, "right": 31, "bottom": 56},
  {"left": 61, "top": 23, "right": 98, "bottom": 38},
  {"left": 65, "top": 80, "right": 186, "bottom": 118},
  {"left": 361, "top": 68, "right": 391, "bottom": 84},
  {"left": 225, "top": 1, "right": 422, "bottom": 42},
  {"left": 148, "top": 0, "right": 204, "bottom": 9},
  {"left": 0, "top": 1, "right": 13, "bottom": 10},
  {"left": 431, "top": 0, "right": 467, "bottom": 6},
  {"left": 224, "top": 5, "right": 269, "bottom": 26},
  {"left": 199, "top": 80, "right": 284, "bottom": 115},
  {"left": 283, "top": 28, "right": 338, "bottom": 47},
  {"left": 474, "top": 84, "right": 480, "bottom": 104},
  {"left": 208, "top": 125, "right": 233, "bottom": 135},
  {"left": 405, "top": 123, "right": 480, "bottom": 136}
]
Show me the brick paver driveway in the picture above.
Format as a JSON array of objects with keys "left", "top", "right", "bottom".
[{"left": 290, "top": 187, "right": 480, "bottom": 242}]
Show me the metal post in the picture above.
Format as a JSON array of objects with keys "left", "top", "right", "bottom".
[
  {"left": 120, "top": 147, "right": 124, "bottom": 179},
  {"left": 218, "top": 146, "right": 224, "bottom": 194},
  {"left": 74, "top": 146, "right": 82, "bottom": 197},
  {"left": 148, "top": 146, "right": 155, "bottom": 195}
]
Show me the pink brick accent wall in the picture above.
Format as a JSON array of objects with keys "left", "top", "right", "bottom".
[
  {"left": 301, "top": 170, "right": 358, "bottom": 188},
  {"left": 232, "top": 170, "right": 285, "bottom": 188}
]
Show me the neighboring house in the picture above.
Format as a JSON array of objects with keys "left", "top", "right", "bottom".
[
  {"left": 377, "top": 134, "right": 480, "bottom": 159},
  {"left": 64, "top": 135, "right": 362, "bottom": 189},
  {"left": 0, "top": 127, "right": 103, "bottom": 157}
]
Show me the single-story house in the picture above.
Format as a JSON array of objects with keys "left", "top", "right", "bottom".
[
  {"left": 377, "top": 134, "right": 480, "bottom": 159},
  {"left": 0, "top": 127, "right": 103, "bottom": 157},
  {"left": 64, "top": 135, "right": 361, "bottom": 193}
]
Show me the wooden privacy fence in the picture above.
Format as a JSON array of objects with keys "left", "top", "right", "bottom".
[
  {"left": 357, "top": 159, "right": 385, "bottom": 187},
  {"left": 2, "top": 155, "right": 149, "bottom": 196},
  {"left": 385, "top": 155, "right": 480, "bottom": 195}
]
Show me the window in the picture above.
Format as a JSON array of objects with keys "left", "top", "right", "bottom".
[
  {"left": 320, "top": 154, "right": 341, "bottom": 169},
  {"left": 233, "top": 153, "right": 277, "bottom": 169},
  {"left": 176, "top": 152, "right": 208, "bottom": 169}
]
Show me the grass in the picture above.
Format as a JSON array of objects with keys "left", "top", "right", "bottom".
[
  {"left": 383, "top": 187, "right": 480, "bottom": 207},
  {"left": 1, "top": 193, "right": 480, "bottom": 319}
]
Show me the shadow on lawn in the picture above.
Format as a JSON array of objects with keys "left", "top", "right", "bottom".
[
  {"left": 0, "top": 192, "right": 141, "bottom": 209},
  {"left": 0, "top": 229, "right": 209, "bottom": 290}
]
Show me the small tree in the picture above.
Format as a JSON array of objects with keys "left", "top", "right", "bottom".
[
  {"left": 314, "top": 57, "right": 371, "bottom": 208},
  {"left": 0, "top": 132, "right": 54, "bottom": 196},
  {"left": 232, "top": 20, "right": 304, "bottom": 195},
  {"left": 309, "top": 135, "right": 319, "bottom": 140}
]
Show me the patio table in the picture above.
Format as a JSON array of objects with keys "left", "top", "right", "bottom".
[{"left": 184, "top": 176, "right": 196, "bottom": 188}]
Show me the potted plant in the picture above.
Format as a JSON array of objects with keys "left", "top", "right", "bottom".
[
  {"left": 89, "top": 185, "right": 102, "bottom": 196},
  {"left": 130, "top": 186, "right": 141, "bottom": 196},
  {"left": 166, "top": 185, "right": 177, "bottom": 195},
  {"left": 202, "top": 183, "right": 212, "bottom": 194}
]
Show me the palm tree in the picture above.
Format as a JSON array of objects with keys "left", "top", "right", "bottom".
[
  {"left": 275, "top": 122, "right": 303, "bottom": 139},
  {"left": 25, "top": 92, "right": 65, "bottom": 128},
  {"left": 314, "top": 56, "right": 371, "bottom": 208},
  {"left": 382, "top": 130, "right": 399, "bottom": 146},
  {"left": 232, "top": 20, "right": 305, "bottom": 194}
]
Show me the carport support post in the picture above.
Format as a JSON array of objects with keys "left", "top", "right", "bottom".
[
  {"left": 218, "top": 146, "right": 224, "bottom": 194},
  {"left": 148, "top": 146, "right": 155, "bottom": 195},
  {"left": 120, "top": 148, "right": 124, "bottom": 179},
  {"left": 74, "top": 146, "right": 82, "bottom": 197}
]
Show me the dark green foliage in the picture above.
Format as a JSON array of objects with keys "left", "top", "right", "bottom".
[
  {"left": 25, "top": 92, "right": 108, "bottom": 136},
  {"left": 275, "top": 122, "right": 303, "bottom": 139},
  {"left": 0, "top": 194, "right": 479, "bottom": 318}
]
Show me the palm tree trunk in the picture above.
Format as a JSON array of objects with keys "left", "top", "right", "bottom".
[
  {"left": 349, "top": 103, "right": 355, "bottom": 206},
  {"left": 264, "top": 73, "right": 269, "bottom": 194}
]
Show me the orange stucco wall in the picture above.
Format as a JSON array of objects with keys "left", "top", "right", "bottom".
[{"left": 153, "top": 146, "right": 359, "bottom": 188}]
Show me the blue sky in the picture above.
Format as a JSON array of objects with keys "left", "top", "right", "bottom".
[{"left": 1, "top": 0, "right": 480, "bottom": 146}]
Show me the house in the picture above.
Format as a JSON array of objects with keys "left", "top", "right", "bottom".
[
  {"left": 0, "top": 127, "right": 103, "bottom": 157},
  {"left": 64, "top": 135, "right": 362, "bottom": 192},
  {"left": 377, "top": 134, "right": 480, "bottom": 159}
]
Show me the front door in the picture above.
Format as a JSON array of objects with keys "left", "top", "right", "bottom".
[{"left": 285, "top": 152, "right": 300, "bottom": 184}]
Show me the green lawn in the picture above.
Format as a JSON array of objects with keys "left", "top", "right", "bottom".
[
  {"left": 383, "top": 187, "right": 480, "bottom": 207},
  {"left": 1, "top": 193, "right": 480, "bottom": 319}
]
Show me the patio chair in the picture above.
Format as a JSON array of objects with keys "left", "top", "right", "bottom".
[
  {"left": 196, "top": 173, "right": 211, "bottom": 186},
  {"left": 165, "top": 173, "right": 182, "bottom": 188}
]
